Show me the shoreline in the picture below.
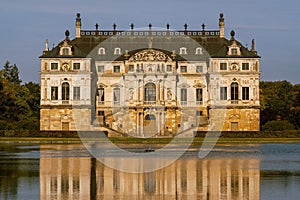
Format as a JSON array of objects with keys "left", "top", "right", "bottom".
[{"left": 1, "top": 137, "right": 300, "bottom": 144}]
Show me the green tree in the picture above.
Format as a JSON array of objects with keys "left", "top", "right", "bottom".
[
  {"left": 0, "top": 62, "right": 40, "bottom": 130},
  {"left": 2, "top": 61, "right": 21, "bottom": 84}
]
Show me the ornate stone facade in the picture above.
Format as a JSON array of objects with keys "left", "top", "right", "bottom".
[{"left": 40, "top": 13, "right": 260, "bottom": 136}]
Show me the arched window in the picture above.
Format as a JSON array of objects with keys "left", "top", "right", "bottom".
[
  {"left": 144, "top": 83, "right": 156, "bottom": 104},
  {"left": 195, "top": 47, "right": 203, "bottom": 55},
  {"left": 114, "top": 47, "right": 121, "bottom": 55},
  {"left": 145, "top": 114, "right": 156, "bottom": 120},
  {"left": 231, "top": 82, "right": 239, "bottom": 104},
  {"left": 98, "top": 47, "right": 105, "bottom": 55},
  {"left": 62, "top": 82, "right": 70, "bottom": 101},
  {"left": 179, "top": 47, "right": 187, "bottom": 55}
]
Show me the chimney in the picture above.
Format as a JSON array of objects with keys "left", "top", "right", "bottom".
[
  {"left": 76, "top": 13, "right": 81, "bottom": 38},
  {"left": 219, "top": 13, "right": 224, "bottom": 38}
]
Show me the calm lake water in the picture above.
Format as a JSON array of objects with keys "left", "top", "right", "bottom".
[{"left": 0, "top": 142, "right": 300, "bottom": 200}]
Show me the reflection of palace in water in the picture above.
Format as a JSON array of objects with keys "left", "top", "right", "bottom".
[{"left": 40, "top": 145, "right": 260, "bottom": 199}]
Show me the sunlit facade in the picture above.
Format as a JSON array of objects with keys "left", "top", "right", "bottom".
[{"left": 40, "top": 13, "right": 260, "bottom": 135}]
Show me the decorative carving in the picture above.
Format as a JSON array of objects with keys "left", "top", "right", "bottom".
[
  {"left": 61, "top": 63, "right": 70, "bottom": 71},
  {"left": 129, "top": 50, "right": 172, "bottom": 62},
  {"left": 231, "top": 63, "right": 239, "bottom": 71},
  {"left": 167, "top": 89, "right": 172, "bottom": 100}
]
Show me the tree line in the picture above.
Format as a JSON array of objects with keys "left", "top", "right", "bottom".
[
  {"left": 0, "top": 61, "right": 299, "bottom": 131},
  {"left": 0, "top": 61, "right": 40, "bottom": 130}
]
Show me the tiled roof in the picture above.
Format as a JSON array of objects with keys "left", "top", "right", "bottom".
[{"left": 40, "top": 31, "right": 260, "bottom": 59}]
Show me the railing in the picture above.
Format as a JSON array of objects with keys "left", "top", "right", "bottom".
[
  {"left": 196, "top": 101, "right": 203, "bottom": 105},
  {"left": 144, "top": 101, "right": 156, "bottom": 105},
  {"left": 80, "top": 30, "right": 220, "bottom": 37},
  {"left": 231, "top": 100, "right": 239, "bottom": 104},
  {"left": 62, "top": 100, "right": 69, "bottom": 104},
  {"left": 113, "top": 101, "right": 120, "bottom": 105},
  {"left": 180, "top": 101, "right": 187, "bottom": 106}
]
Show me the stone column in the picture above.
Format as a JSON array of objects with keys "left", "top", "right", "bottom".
[{"left": 157, "top": 82, "right": 160, "bottom": 102}]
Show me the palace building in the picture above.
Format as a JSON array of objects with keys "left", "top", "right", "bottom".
[{"left": 40, "top": 13, "right": 260, "bottom": 136}]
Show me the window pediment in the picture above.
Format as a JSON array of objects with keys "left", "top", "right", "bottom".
[
  {"left": 193, "top": 83, "right": 206, "bottom": 88},
  {"left": 111, "top": 83, "right": 123, "bottom": 88},
  {"left": 178, "top": 83, "right": 190, "bottom": 88},
  {"left": 98, "top": 83, "right": 108, "bottom": 88}
]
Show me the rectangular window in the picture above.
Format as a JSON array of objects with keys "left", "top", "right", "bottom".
[
  {"left": 51, "top": 87, "right": 58, "bottom": 100},
  {"left": 242, "top": 63, "right": 250, "bottom": 70},
  {"left": 51, "top": 63, "right": 58, "bottom": 70},
  {"left": 98, "top": 88, "right": 104, "bottom": 103},
  {"left": 196, "top": 66, "right": 203, "bottom": 73},
  {"left": 113, "top": 88, "right": 120, "bottom": 104},
  {"left": 98, "top": 66, "right": 104, "bottom": 73},
  {"left": 167, "top": 65, "right": 172, "bottom": 72},
  {"left": 114, "top": 66, "right": 120, "bottom": 73},
  {"left": 62, "top": 48, "right": 70, "bottom": 56},
  {"left": 196, "top": 111, "right": 203, "bottom": 116},
  {"left": 98, "top": 111, "right": 105, "bottom": 116},
  {"left": 231, "top": 48, "right": 238, "bottom": 55},
  {"left": 129, "top": 65, "right": 134, "bottom": 72},
  {"left": 220, "top": 87, "right": 227, "bottom": 100},
  {"left": 196, "top": 88, "right": 203, "bottom": 104},
  {"left": 73, "top": 63, "right": 80, "bottom": 70},
  {"left": 180, "top": 88, "right": 187, "bottom": 104},
  {"left": 180, "top": 66, "right": 187, "bottom": 73},
  {"left": 220, "top": 63, "right": 227, "bottom": 70},
  {"left": 242, "top": 87, "right": 249, "bottom": 100},
  {"left": 73, "top": 87, "right": 80, "bottom": 100}
]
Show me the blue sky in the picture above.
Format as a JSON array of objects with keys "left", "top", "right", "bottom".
[{"left": 0, "top": 0, "right": 299, "bottom": 83}]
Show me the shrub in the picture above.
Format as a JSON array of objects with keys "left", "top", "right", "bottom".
[{"left": 262, "top": 120, "right": 295, "bottom": 131}]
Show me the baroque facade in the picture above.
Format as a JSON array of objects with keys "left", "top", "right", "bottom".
[{"left": 40, "top": 13, "right": 260, "bottom": 136}]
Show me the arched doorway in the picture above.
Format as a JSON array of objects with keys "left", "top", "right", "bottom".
[{"left": 143, "top": 113, "right": 158, "bottom": 136}]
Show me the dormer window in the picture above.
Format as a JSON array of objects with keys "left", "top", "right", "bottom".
[
  {"left": 59, "top": 40, "right": 72, "bottom": 56},
  {"left": 60, "top": 47, "right": 72, "bottom": 56},
  {"left": 231, "top": 48, "right": 238, "bottom": 56},
  {"left": 114, "top": 48, "right": 121, "bottom": 55},
  {"left": 179, "top": 47, "right": 187, "bottom": 55},
  {"left": 227, "top": 42, "right": 241, "bottom": 56},
  {"left": 195, "top": 47, "right": 203, "bottom": 55},
  {"left": 98, "top": 47, "right": 105, "bottom": 55}
]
